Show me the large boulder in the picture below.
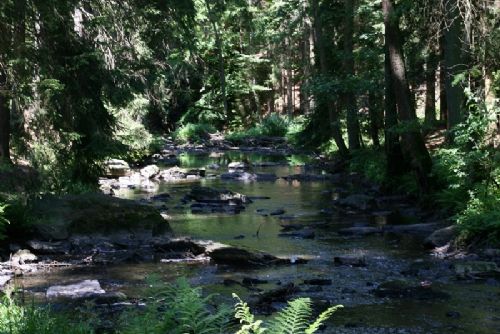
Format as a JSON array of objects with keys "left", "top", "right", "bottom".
[
  {"left": 208, "top": 246, "right": 288, "bottom": 267},
  {"left": 140, "top": 165, "right": 160, "bottom": 179},
  {"left": 104, "top": 159, "right": 130, "bottom": 177},
  {"left": 31, "top": 193, "right": 170, "bottom": 240},
  {"left": 46, "top": 280, "right": 105, "bottom": 299},
  {"left": 424, "top": 225, "right": 457, "bottom": 248},
  {"left": 337, "top": 194, "right": 376, "bottom": 211}
]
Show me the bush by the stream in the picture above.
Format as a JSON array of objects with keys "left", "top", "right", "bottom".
[
  {"left": 173, "top": 123, "right": 217, "bottom": 143},
  {"left": 0, "top": 293, "right": 93, "bottom": 334},
  {"left": 226, "top": 114, "right": 305, "bottom": 144}
]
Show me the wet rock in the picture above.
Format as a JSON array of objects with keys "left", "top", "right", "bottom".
[
  {"left": 27, "top": 240, "right": 71, "bottom": 255},
  {"left": 11, "top": 249, "right": 37, "bottom": 264},
  {"left": 453, "top": 261, "right": 500, "bottom": 279},
  {"left": 0, "top": 275, "right": 12, "bottom": 288},
  {"left": 337, "top": 194, "right": 376, "bottom": 211},
  {"left": 303, "top": 279, "right": 332, "bottom": 286},
  {"left": 153, "top": 238, "right": 205, "bottom": 256},
  {"left": 338, "top": 227, "right": 381, "bottom": 236},
  {"left": 221, "top": 172, "right": 277, "bottom": 182},
  {"left": 270, "top": 209, "right": 286, "bottom": 216},
  {"left": 156, "top": 154, "right": 179, "bottom": 166},
  {"left": 47, "top": 280, "right": 105, "bottom": 299},
  {"left": 93, "top": 291, "right": 128, "bottom": 305},
  {"left": 424, "top": 225, "right": 457, "bottom": 248},
  {"left": 228, "top": 161, "right": 250, "bottom": 170},
  {"left": 207, "top": 163, "right": 221, "bottom": 170},
  {"left": 151, "top": 193, "right": 171, "bottom": 201},
  {"left": 188, "top": 186, "right": 250, "bottom": 204},
  {"left": 242, "top": 277, "right": 269, "bottom": 286},
  {"left": 140, "top": 165, "right": 160, "bottom": 179},
  {"left": 446, "top": 311, "right": 461, "bottom": 318},
  {"left": 334, "top": 255, "right": 366, "bottom": 267},
  {"left": 252, "top": 283, "right": 299, "bottom": 310},
  {"left": 279, "top": 229, "right": 315, "bottom": 239},
  {"left": 208, "top": 246, "right": 288, "bottom": 267},
  {"left": 248, "top": 196, "right": 271, "bottom": 200},
  {"left": 104, "top": 159, "right": 130, "bottom": 177},
  {"left": 234, "top": 235, "right": 245, "bottom": 239},
  {"left": 155, "top": 167, "right": 204, "bottom": 181},
  {"left": 384, "top": 223, "right": 442, "bottom": 236},
  {"left": 372, "top": 280, "right": 450, "bottom": 300},
  {"left": 280, "top": 224, "right": 305, "bottom": 232},
  {"left": 281, "top": 174, "right": 335, "bottom": 182}
]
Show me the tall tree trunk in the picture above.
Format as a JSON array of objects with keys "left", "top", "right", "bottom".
[
  {"left": 286, "top": 37, "right": 293, "bottom": 119},
  {"left": 444, "top": 0, "right": 465, "bottom": 130},
  {"left": 312, "top": 0, "right": 348, "bottom": 157},
  {"left": 383, "top": 0, "right": 432, "bottom": 191},
  {"left": 439, "top": 31, "right": 448, "bottom": 123},
  {"left": 384, "top": 46, "right": 407, "bottom": 176},
  {"left": 368, "top": 92, "right": 380, "bottom": 147},
  {"left": 301, "top": 5, "right": 313, "bottom": 115},
  {"left": 343, "top": 0, "right": 360, "bottom": 150},
  {"left": 0, "top": 68, "right": 10, "bottom": 163},
  {"left": 424, "top": 48, "right": 438, "bottom": 125}
]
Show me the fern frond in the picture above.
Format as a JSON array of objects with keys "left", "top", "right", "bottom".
[
  {"left": 233, "top": 293, "right": 266, "bottom": 334},
  {"left": 305, "top": 305, "right": 343, "bottom": 334},
  {"left": 268, "top": 298, "right": 312, "bottom": 334}
]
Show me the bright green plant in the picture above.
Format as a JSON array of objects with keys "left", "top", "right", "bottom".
[
  {"left": 119, "top": 277, "right": 232, "bottom": 334},
  {"left": 233, "top": 294, "right": 343, "bottom": 334},
  {"left": 0, "top": 292, "right": 93, "bottom": 334},
  {"left": 173, "top": 123, "right": 217, "bottom": 143},
  {"left": 0, "top": 201, "right": 10, "bottom": 240}
]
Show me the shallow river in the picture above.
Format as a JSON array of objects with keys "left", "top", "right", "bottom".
[{"left": 18, "top": 151, "right": 500, "bottom": 333}]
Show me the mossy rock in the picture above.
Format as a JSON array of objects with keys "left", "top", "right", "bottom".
[{"left": 31, "top": 193, "right": 170, "bottom": 240}]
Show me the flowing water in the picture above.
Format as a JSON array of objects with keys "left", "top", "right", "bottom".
[{"left": 16, "top": 151, "right": 500, "bottom": 333}]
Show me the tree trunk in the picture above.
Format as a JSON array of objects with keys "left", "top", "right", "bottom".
[
  {"left": 286, "top": 36, "right": 293, "bottom": 119},
  {"left": 312, "top": 0, "right": 348, "bottom": 157},
  {"left": 343, "top": 0, "right": 360, "bottom": 150},
  {"left": 383, "top": 0, "right": 432, "bottom": 191},
  {"left": 444, "top": 0, "right": 465, "bottom": 130},
  {"left": 424, "top": 49, "right": 438, "bottom": 125},
  {"left": 368, "top": 92, "right": 380, "bottom": 147},
  {"left": 384, "top": 45, "right": 407, "bottom": 176},
  {"left": 0, "top": 69, "right": 11, "bottom": 163},
  {"left": 439, "top": 31, "right": 447, "bottom": 123}
]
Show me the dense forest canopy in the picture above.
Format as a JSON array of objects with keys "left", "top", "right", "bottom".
[{"left": 0, "top": 0, "right": 499, "bottom": 240}]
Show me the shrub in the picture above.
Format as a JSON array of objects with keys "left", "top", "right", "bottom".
[
  {"left": 0, "top": 292, "right": 93, "bottom": 334},
  {"left": 173, "top": 123, "right": 217, "bottom": 143}
]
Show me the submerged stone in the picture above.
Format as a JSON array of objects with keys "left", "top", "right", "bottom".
[{"left": 46, "top": 280, "right": 105, "bottom": 299}]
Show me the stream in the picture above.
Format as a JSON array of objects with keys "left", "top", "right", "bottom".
[{"left": 14, "top": 150, "right": 500, "bottom": 334}]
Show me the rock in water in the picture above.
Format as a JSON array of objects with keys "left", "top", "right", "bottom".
[
  {"left": 140, "top": 165, "right": 160, "bottom": 179},
  {"left": 424, "top": 225, "right": 457, "bottom": 248},
  {"left": 104, "top": 159, "right": 130, "bottom": 177},
  {"left": 228, "top": 161, "right": 250, "bottom": 170},
  {"left": 46, "top": 280, "right": 105, "bottom": 299}
]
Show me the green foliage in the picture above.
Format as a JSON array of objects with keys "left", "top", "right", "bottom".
[
  {"left": 348, "top": 148, "right": 387, "bottom": 184},
  {"left": 173, "top": 123, "right": 217, "bottom": 143},
  {"left": 0, "top": 201, "right": 9, "bottom": 241},
  {"left": 226, "top": 114, "right": 298, "bottom": 144},
  {"left": 0, "top": 292, "right": 93, "bottom": 334},
  {"left": 119, "top": 277, "right": 231, "bottom": 334},
  {"left": 432, "top": 88, "right": 500, "bottom": 244},
  {"left": 233, "top": 294, "right": 342, "bottom": 334}
]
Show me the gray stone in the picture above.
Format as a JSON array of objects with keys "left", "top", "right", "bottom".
[
  {"left": 140, "top": 165, "right": 160, "bottom": 179},
  {"left": 424, "top": 225, "right": 457, "bottom": 248},
  {"left": 228, "top": 161, "right": 250, "bottom": 170},
  {"left": 338, "top": 227, "right": 381, "bottom": 236},
  {"left": 104, "top": 159, "right": 130, "bottom": 177},
  {"left": 46, "top": 280, "right": 105, "bottom": 299},
  {"left": 337, "top": 194, "right": 376, "bottom": 211},
  {"left": 11, "top": 249, "right": 37, "bottom": 264},
  {"left": 334, "top": 255, "right": 366, "bottom": 267},
  {"left": 0, "top": 275, "right": 12, "bottom": 288},
  {"left": 27, "top": 240, "right": 71, "bottom": 255}
]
